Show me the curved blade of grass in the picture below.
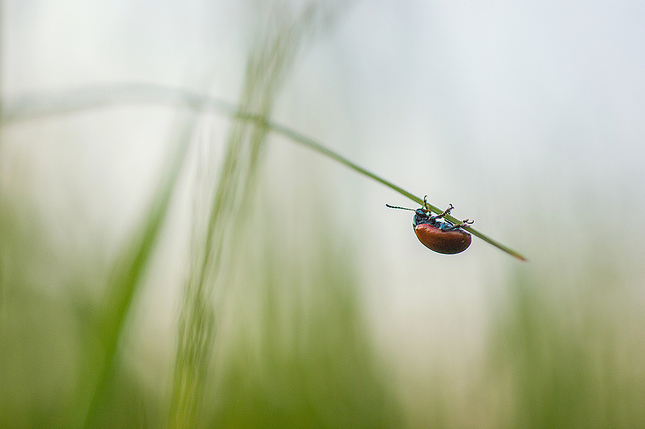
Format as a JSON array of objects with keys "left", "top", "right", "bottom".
[
  {"left": 1, "top": 84, "right": 526, "bottom": 261},
  {"left": 262, "top": 120, "right": 527, "bottom": 261}
]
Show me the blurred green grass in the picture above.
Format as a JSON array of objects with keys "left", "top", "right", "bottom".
[
  {"left": 1, "top": 4, "right": 402, "bottom": 428},
  {"left": 3, "top": 186, "right": 644, "bottom": 428},
  {"left": 485, "top": 269, "right": 645, "bottom": 428}
]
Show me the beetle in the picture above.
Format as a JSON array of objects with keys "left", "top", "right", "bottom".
[{"left": 386, "top": 197, "right": 473, "bottom": 254}]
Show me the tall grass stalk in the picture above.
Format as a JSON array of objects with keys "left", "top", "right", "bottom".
[
  {"left": 169, "top": 4, "right": 341, "bottom": 428},
  {"left": 81, "top": 120, "right": 195, "bottom": 429}
]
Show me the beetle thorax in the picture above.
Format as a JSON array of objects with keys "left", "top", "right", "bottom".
[{"left": 413, "top": 209, "right": 456, "bottom": 231}]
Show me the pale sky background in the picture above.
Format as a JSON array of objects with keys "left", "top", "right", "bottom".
[{"left": 3, "top": 0, "right": 645, "bottom": 385}]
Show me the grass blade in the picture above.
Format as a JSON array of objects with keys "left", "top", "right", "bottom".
[
  {"left": 81, "top": 121, "right": 193, "bottom": 429},
  {"left": 2, "top": 85, "right": 526, "bottom": 261}
]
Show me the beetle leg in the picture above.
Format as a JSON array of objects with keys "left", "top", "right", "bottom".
[
  {"left": 434, "top": 204, "right": 454, "bottom": 220},
  {"left": 447, "top": 219, "right": 474, "bottom": 230}
]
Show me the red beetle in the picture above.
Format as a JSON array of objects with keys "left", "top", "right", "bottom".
[{"left": 386, "top": 200, "right": 473, "bottom": 254}]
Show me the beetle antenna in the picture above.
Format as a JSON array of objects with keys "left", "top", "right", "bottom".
[{"left": 385, "top": 204, "right": 416, "bottom": 212}]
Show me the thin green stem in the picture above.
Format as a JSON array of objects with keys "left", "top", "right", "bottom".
[
  {"left": 265, "top": 118, "right": 526, "bottom": 261},
  {"left": 1, "top": 84, "right": 527, "bottom": 261},
  {"left": 234, "top": 112, "right": 526, "bottom": 261}
]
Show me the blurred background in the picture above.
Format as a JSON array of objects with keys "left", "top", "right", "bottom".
[{"left": 1, "top": 1, "right": 644, "bottom": 428}]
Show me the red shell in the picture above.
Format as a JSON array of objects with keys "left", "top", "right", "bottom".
[{"left": 414, "top": 223, "right": 471, "bottom": 254}]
